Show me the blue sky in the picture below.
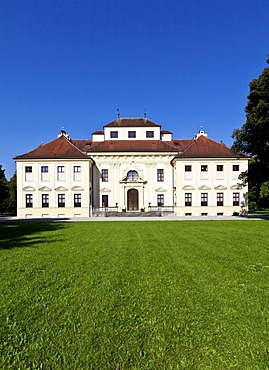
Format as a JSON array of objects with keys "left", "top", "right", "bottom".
[{"left": 1, "top": 0, "right": 268, "bottom": 179}]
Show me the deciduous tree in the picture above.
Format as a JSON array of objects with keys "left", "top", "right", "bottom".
[
  {"left": 0, "top": 165, "right": 9, "bottom": 214},
  {"left": 232, "top": 56, "right": 269, "bottom": 209}
]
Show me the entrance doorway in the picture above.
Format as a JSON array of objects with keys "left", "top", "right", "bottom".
[{"left": 127, "top": 189, "right": 139, "bottom": 211}]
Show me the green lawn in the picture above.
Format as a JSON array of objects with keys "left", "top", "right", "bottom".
[{"left": 0, "top": 220, "right": 269, "bottom": 369}]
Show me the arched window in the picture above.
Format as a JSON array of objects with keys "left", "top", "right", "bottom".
[{"left": 127, "top": 170, "right": 138, "bottom": 181}]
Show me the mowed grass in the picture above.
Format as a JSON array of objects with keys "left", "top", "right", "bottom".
[{"left": 0, "top": 221, "right": 269, "bottom": 369}]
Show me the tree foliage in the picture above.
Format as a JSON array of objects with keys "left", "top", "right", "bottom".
[
  {"left": 232, "top": 56, "right": 269, "bottom": 209},
  {"left": 0, "top": 165, "right": 9, "bottom": 213},
  {"left": 0, "top": 166, "right": 17, "bottom": 215}
]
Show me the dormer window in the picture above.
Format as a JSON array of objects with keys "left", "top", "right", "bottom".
[
  {"left": 128, "top": 131, "right": 136, "bottom": 138},
  {"left": 127, "top": 170, "right": 138, "bottom": 181},
  {"left": 110, "top": 131, "right": 118, "bottom": 138}
]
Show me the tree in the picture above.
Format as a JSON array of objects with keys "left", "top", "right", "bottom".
[
  {"left": 232, "top": 56, "right": 269, "bottom": 209},
  {"left": 7, "top": 173, "right": 17, "bottom": 214},
  {"left": 0, "top": 165, "right": 9, "bottom": 214}
]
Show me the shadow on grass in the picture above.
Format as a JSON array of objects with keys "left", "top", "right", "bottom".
[{"left": 0, "top": 220, "right": 67, "bottom": 250}]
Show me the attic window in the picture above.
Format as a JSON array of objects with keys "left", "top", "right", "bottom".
[
  {"left": 175, "top": 143, "right": 180, "bottom": 146},
  {"left": 128, "top": 131, "right": 136, "bottom": 138},
  {"left": 146, "top": 131, "right": 154, "bottom": 138},
  {"left": 86, "top": 142, "right": 91, "bottom": 146}
]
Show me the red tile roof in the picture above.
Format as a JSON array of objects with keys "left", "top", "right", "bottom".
[
  {"left": 87, "top": 140, "right": 178, "bottom": 153},
  {"left": 14, "top": 136, "right": 89, "bottom": 160},
  {"left": 104, "top": 118, "right": 161, "bottom": 127},
  {"left": 176, "top": 135, "right": 247, "bottom": 158},
  {"left": 172, "top": 139, "right": 194, "bottom": 151},
  {"left": 92, "top": 130, "right": 104, "bottom": 135},
  {"left": 161, "top": 130, "right": 172, "bottom": 134},
  {"left": 72, "top": 139, "right": 92, "bottom": 152}
]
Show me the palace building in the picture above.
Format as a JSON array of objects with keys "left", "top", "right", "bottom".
[{"left": 14, "top": 117, "right": 248, "bottom": 218}]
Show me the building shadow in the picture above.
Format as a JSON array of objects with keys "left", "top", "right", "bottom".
[{"left": 0, "top": 219, "right": 67, "bottom": 250}]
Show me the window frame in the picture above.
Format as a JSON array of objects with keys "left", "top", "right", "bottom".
[
  {"left": 102, "top": 194, "right": 108, "bottom": 207},
  {"left": 25, "top": 166, "right": 33, "bottom": 181},
  {"left": 41, "top": 166, "right": 48, "bottom": 173},
  {"left": 127, "top": 170, "right": 138, "bottom": 181},
  {"left": 74, "top": 193, "right": 81, "bottom": 208},
  {"left": 185, "top": 193, "right": 192, "bottom": 206},
  {"left": 201, "top": 165, "right": 208, "bottom": 172},
  {"left": 157, "top": 169, "right": 164, "bottom": 182},
  {"left": 128, "top": 131, "right": 136, "bottom": 138},
  {"left": 42, "top": 194, "right": 49, "bottom": 208},
  {"left": 57, "top": 166, "right": 65, "bottom": 181},
  {"left": 201, "top": 193, "right": 208, "bottom": 206},
  {"left": 101, "top": 169, "right": 108, "bottom": 182},
  {"left": 157, "top": 194, "right": 164, "bottom": 207},
  {"left": 146, "top": 131, "right": 154, "bottom": 138},
  {"left": 217, "top": 192, "right": 224, "bottom": 206},
  {"left": 110, "top": 131, "right": 118, "bottom": 138},
  {"left": 58, "top": 194, "right": 65, "bottom": 208},
  {"left": 233, "top": 192, "right": 240, "bottom": 206},
  {"left": 74, "top": 166, "right": 82, "bottom": 181},
  {"left": 26, "top": 194, "right": 33, "bottom": 208}
]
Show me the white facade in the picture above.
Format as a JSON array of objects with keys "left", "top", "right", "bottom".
[{"left": 14, "top": 118, "right": 248, "bottom": 218}]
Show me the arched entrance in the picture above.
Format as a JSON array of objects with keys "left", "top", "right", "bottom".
[{"left": 127, "top": 189, "right": 139, "bottom": 211}]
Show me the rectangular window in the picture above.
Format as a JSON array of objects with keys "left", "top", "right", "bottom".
[
  {"left": 41, "top": 166, "right": 49, "bottom": 181},
  {"left": 58, "top": 194, "right": 65, "bottom": 207},
  {"left": 233, "top": 165, "right": 239, "bottom": 171},
  {"left": 184, "top": 165, "right": 192, "bottom": 180},
  {"left": 201, "top": 165, "right": 208, "bottom": 180},
  {"left": 146, "top": 131, "right": 154, "bottom": 138},
  {"left": 57, "top": 166, "right": 65, "bottom": 181},
  {"left": 42, "top": 194, "right": 49, "bottom": 208},
  {"left": 74, "top": 166, "right": 81, "bottom": 181},
  {"left": 217, "top": 192, "right": 224, "bottom": 206},
  {"left": 110, "top": 131, "right": 118, "bottom": 138},
  {"left": 201, "top": 193, "right": 208, "bottom": 206},
  {"left": 217, "top": 165, "right": 223, "bottom": 171},
  {"left": 102, "top": 195, "right": 108, "bottom": 207},
  {"left": 157, "top": 169, "right": 164, "bottom": 182},
  {"left": 26, "top": 194, "right": 33, "bottom": 208},
  {"left": 233, "top": 192, "right": 240, "bottom": 206},
  {"left": 25, "top": 166, "right": 33, "bottom": 181},
  {"left": 74, "top": 194, "right": 81, "bottom": 207},
  {"left": 128, "top": 131, "right": 136, "bottom": 138},
  {"left": 41, "top": 166, "right": 48, "bottom": 173},
  {"left": 185, "top": 193, "right": 192, "bottom": 206},
  {"left": 101, "top": 169, "right": 108, "bottom": 182},
  {"left": 157, "top": 194, "right": 164, "bottom": 207}
]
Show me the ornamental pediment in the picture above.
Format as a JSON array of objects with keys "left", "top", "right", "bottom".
[
  {"left": 198, "top": 185, "right": 211, "bottom": 190},
  {"left": 100, "top": 187, "right": 111, "bottom": 192},
  {"left": 230, "top": 184, "right": 243, "bottom": 190},
  {"left": 22, "top": 186, "right": 35, "bottom": 191},
  {"left": 38, "top": 186, "right": 52, "bottom": 191},
  {"left": 155, "top": 187, "right": 167, "bottom": 192},
  {"left": 182, "top": 185, "right": 195, "bottom": 190},
  {"left": 71, "top": 186, "right": 84, "bottom": 191},
  {"left": 214, "top": 185, "right": 227, "bottom": 190},
  {"left": 55, "top": 186, "right": 68, "bottom": 191}
]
